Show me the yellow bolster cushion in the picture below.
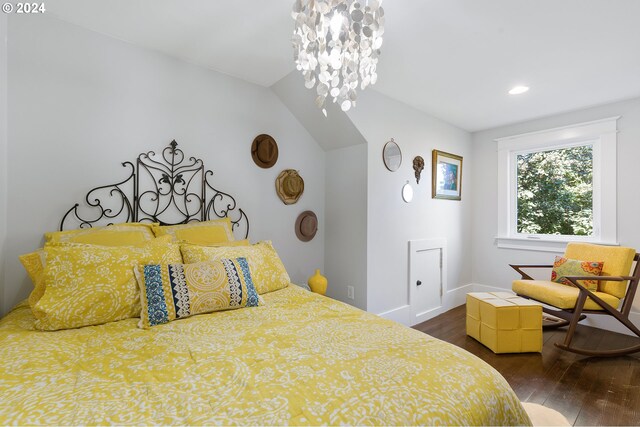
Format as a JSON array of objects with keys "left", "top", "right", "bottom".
[
  {"left": 135, "top": 258, "right": 260, "bottom": 329},
  {"left": 512, "top": 280, "right": 620, "bottom": 310},
  {"left": 564, "top": 243, "right": 636, "bottom": 299}
]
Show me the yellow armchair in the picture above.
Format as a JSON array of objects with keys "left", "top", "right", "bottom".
[{"left": 510, "top": 242, "right": 640, "bottom": 357}]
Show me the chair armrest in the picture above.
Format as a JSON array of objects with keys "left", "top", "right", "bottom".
[
  {"left": 563, "top": 275, "right": 634, "bottom": 300},
  {"left": 565, "top": 275, "right": 635, "bottom": 303},
  {"left": 509, "top": 264, "right": 553, "bottom": 280},
  {"left": 563, "top": 278, "right": 622, "bottom": 314}
]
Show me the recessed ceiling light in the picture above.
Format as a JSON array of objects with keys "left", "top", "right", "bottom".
[{"left": 509, "top": 86, "right": 530, "bottom": 95}]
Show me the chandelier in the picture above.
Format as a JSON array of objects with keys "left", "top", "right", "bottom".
[{"left": 291, "top": 0, "right": 385, "bottom": 115}]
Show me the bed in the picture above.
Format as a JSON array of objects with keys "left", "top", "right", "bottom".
[{"left": 0, "top": 142, "right": 530, "bottom": 425}]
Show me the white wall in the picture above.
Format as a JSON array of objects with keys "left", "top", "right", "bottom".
[
  {"left": 325, "top": 144, "right": 367, "bottom": 309},
  {"left": 3, "top": 14, "right": 325, "bottom": 315},
  {"left": 471, "top": 97, "right": 640, "bottom": 332},
  {"left": 347, "top": 90, "right": 473, "bottom": 322},
  {"left": 0, "top": 14, "right": 7, "bottom": 312}
]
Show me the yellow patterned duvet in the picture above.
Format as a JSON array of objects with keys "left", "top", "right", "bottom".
[{"left": 0, "top": 285, "right": 530, "bottom": 425}]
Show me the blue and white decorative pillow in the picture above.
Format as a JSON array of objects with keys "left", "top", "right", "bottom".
[{"left": 135, "top": 257, "right": 259, "bottom": 328}]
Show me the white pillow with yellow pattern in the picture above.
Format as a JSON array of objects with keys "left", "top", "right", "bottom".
[
  {"left": 32, "top": 235, "right": 181, "bottom": 331},
  {"left": 180, "top": 241, "right": 290, "bottom": 295}
]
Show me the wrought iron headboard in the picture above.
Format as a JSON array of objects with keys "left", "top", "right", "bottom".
[{"left": 60, "top": 140, "right": 249, "bottom": 238}]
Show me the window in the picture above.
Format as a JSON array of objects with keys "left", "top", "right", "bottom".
[
  {"left": 516, "top": 143, "right": 593, "bottom": 236},
  {"left": 496, "top": 117, "right": 618, "bottom": 252}
]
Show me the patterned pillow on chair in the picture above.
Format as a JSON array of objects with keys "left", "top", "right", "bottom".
[{"left": 551, "top": 256, "right": 603, "bottom": 291}]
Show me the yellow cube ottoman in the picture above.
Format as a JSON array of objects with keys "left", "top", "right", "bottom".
[{"left": 466, "top": 292, "right": 542, "bottom": 353}]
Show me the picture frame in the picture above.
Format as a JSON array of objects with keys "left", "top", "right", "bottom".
[{"left": 432, "top": 150, "right": 463, "bottom": 200}]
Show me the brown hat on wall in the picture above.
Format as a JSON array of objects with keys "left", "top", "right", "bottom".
[
  {"left": 276, "top": 169, "right": 304, "bottom": 205},
  {"left": 251, "top": 134, "right": 279, "bottom": 168},
  {"left": 295, "top": 210, "right": 318, "bottom": 242}
]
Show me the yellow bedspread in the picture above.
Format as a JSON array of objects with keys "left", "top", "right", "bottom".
[{"left": 0, "top": 285, "right": 530, "bottom": 425}]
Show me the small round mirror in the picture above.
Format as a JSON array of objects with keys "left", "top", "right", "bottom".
[
  {"left": 383, "top": 138, "right": 402, "bottom": 172},
  {"left": 402, "top": 182, "right": 414, "bottom": 203}
]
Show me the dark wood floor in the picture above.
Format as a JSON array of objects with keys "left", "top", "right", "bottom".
[{"left": 413, "top": 305, "right": 640, "bottom": 426}]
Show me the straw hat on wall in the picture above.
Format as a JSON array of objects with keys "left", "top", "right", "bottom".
[{"left": 276, "top": 169, "right": 304, "bottom": 205}]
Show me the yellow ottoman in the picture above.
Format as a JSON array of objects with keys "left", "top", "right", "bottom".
[{"left": 466, "top": 292, "right": 542, "bottom": 353}]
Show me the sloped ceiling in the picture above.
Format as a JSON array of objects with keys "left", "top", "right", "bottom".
[
  {"left": 47, "top": 0, "right": 640, "bottom": 132},
  {"left": 272, "top": 72, "right": 367, "bottom": 151}
]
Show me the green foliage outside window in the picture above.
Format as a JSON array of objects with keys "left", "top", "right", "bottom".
[{"left": 517, "top": 145, "right": 593, "bottom": 236}]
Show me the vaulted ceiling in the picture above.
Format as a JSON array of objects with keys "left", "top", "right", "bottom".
[{"left": 48, "top": 0, "right": 640, "bottom": 131}]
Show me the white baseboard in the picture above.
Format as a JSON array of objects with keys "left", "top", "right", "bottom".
[
  {"left": 377, "top": 284, "right": 474, "bottom": 326},
  {"left": 377, "top": 304, "right": 411, "bottom": 325},
  {"left": 445, "top": 284, "right": 474, "bottom": 307},
  {"left": 470, "top": 282, "right": 640, "bottom": 337},
  {"left": 378, "top": 282, "right": 640, "bottom": 336}
]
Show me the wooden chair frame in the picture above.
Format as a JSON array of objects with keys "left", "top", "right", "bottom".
[{"left": 510, "top": 253, "right": 640, "bottom": 357}]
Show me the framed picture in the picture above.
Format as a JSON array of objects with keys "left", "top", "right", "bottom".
[{"left": 432, "top": 150, "right": 463, "bottom": 200}]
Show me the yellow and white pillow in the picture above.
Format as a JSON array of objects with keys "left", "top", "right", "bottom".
[
  {"left": 44, "top": 222, "right": 156, "bottom": 246},
  {"left": 152, "top": 218, "right": 235, "bottom": 245},
  {"left": 19, "top": 250, "right": 46, "bottom": 307},
  {"left": 135, "top": 258, "right": 259, "bottom": 329},
  {"left": 180, "top": 241, "right": 290, "bottom": 295},
  {"left": 21, "top": 224, "right": 165, "bottom": 310},
  {"left": 32, "top": 235, "right": 181, "bottom": 331}
]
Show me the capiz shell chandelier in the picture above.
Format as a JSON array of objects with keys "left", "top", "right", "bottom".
[{"left": 292, "top": 0, "right": 385, "bottom": 115}]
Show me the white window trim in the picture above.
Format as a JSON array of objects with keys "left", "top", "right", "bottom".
[{"left": 496, "top": 117, "right": 619, "bottom": 252}]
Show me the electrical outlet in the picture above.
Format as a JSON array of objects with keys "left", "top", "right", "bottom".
[{"left": 347, "top": 286, "right": 355, "bottom": 300}]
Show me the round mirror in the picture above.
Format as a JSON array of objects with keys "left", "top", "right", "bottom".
[
  {"left": 383, "top": 139, "right": 402, "bottom": 172},
  {"left": 402, "top": 182, "right": 414, "bottom": 203}
]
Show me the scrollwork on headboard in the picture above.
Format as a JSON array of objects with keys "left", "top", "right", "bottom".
[{"left": 60, "top": 140, "right": 249, "bottom": 238}]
